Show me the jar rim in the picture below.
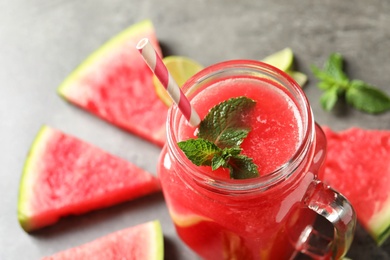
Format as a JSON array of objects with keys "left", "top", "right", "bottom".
[{"left": 166, "top": 59, "right": 314, "bottom": 193}]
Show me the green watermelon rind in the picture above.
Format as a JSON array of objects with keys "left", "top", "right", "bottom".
[
  {"left": 368, "top": 196, "right": 390, "bottom": 245},
  {"left": 57, "top": 19, "right": 154, "bottom": 98},
  {"left": 149, "top": 220, "right": 164, "bottom": 260},
  {"left": 18, "top": 125, "right": 52, "bottom": 231}
]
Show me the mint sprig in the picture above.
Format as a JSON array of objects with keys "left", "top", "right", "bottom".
[
  {"left": 311, "top": 53, "right": 390, "bottom": 114},
  {"left": 178, "top": 96, "right": 259, "bottom": 179}
]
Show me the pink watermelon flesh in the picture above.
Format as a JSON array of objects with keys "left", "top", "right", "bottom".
[
  {"left": 18, "top": 126, "right": 161, "bottom": 232},
  {"left": 58, "top": 20, "right": 167, "bottom": 147},
  {"left": 42, "top": 220, "right": 163, "bottom": 260},
  {"left": 319, "top": 126, "right": 390, "bottom": 245}
]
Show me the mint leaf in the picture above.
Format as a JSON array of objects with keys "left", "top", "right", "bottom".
[
  {"left": 323, "top": 53, "right": 348, "bottom": 82},
  {"left": 211, "top": 147, "right": 242, "bottom": 170},
  {"left": 317, "top": 82, "right": 333, "bottom": 91},
  {"left": 320, "top": 87, "right": 339, "bottom": 111},
  {"left": 311, "top": 53, "right": 349, "bottom": 91},
  {"left": 198, "top": 97, "right": 256, "bottom": 148},
  {"left": 178, "top": 138, "right": 221, "bottom": 166},
  {"left": 311, "top": 53, "right": 390, "bottom": 114},
  {"left": 228, "top": 155, "right": 259, "bottom": 179},
  {"left": 211, "top": 155, "right": 227, "bottom": 170},
  {"left": 311, "top": 65, "right": 333, "bottom": 84},
  {"left": 346, "top": 80, "right": 390, "bottom": 114}
]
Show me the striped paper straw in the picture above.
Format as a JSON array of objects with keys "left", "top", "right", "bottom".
[{"left": 136, "top": 38, "right": 201, "bottom": 127}]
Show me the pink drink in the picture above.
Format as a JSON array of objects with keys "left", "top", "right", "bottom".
[
  {"left": 158, "top": 60, "right": 356, "bottom": 259},
  {"left": 178, "top": 77, "right": 302, "bottom": 178}
]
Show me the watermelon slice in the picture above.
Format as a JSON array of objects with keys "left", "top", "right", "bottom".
[
  {"left": 18, "top": 126, "right": 161, "bottom": 232},
  {"left": 319, "top": 126, "right": 390, "bottom": 245},
  {"left": 58, "top": 20, "right": 167, "bottom": 147},
  {"left": 42, "top": 220, "right": 163, "bottom": 260}
]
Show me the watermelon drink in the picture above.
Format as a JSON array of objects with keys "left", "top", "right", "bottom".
[{"left": 158, "top": 60, "right": 356, "bottom": 259}]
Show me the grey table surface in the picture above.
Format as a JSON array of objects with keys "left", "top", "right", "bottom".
[{"left": 1, "top": 0, "right": 390, "bottom": 259}]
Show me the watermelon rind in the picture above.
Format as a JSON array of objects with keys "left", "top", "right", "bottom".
[
  {"left": 150, "top": 220, "right": 164, "bottom": 260},
  {"left": 57, "top": 19, "right": 154, "bottom": 97},
  {"left": 368, "top": 196, "right": 390, "bottom": 245},
  {"left": 18, "top": 125, "right": 52, "bottom": 231}
]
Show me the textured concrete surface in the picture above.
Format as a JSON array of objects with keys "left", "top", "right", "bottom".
[{"left": 1, "top": 0, "right": 389, "bottom": 259}]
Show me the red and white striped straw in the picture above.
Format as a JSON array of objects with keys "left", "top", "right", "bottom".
[{"left": 136, "top": 38, "right": 200, "bottom": 127}]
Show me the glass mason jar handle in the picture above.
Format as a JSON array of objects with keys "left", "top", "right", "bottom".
[{"left": 303, "top": 180, "right": 356, "bottom": 259}]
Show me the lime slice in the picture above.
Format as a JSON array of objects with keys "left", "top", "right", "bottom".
[
  {"left": 261, "top": 48, "right": 294, "bottom": 72},
  {"left": 153, "top": 56, "right": 203, "bottom": 106},
  {"left": 170, "top": 210, "right": 211, "bottom": 227},
  {"left": 288, "top": 71, "right": 308, "bottom": 87}
]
